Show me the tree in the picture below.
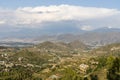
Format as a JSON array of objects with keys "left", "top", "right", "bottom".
[
  {"left": 61, "top": 68, "right": 82, "bottom": 80},
  {"left": 90, "top": 74, "right": 98, "bottom": 80},
  {"left": 107, "top": 57, "right": 120, "bottom": 80}
]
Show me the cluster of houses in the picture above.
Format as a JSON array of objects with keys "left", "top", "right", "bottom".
[
  {"left": 0, "top": 46, "right": 100, "bottom": 80},
  {"left": 111, "top": 47, "right": 120, "bottom": 51},
  {"left": 0, "top": 53, "right": 41, "bottom": 72}
]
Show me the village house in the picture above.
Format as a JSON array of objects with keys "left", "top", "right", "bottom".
[
  {"left": 79, "top": 64, "right": 89, "bottom": 73},
  {"left": 47, "top": 74, "right": 61, "bottom": 80},
  {"left": 0, "top": 61, "right": 6, "bottom": 65}
]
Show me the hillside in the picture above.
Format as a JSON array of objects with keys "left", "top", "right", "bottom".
[
  {"left": 91, "top": 43, "right": 120, "bottom": 56},
  {"left": 36, "top": 41, "right": 70, "bottom": 51},
  {"left": 0, "top": 42, "right": 119, "bottom": 80},
  {"left": 67, "top": 40, "right": 89, "bottom": 50}
]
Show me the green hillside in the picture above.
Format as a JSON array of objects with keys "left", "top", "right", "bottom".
[{"left": 0, "top": 42, "right": 119, "bottom": 80}]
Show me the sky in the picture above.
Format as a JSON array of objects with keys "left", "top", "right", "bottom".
[
  {"left": 0, "top": 0, "right": 120, "bottom": 36},
  {"left": 0, "top": 0, "right": 120, "bottom": 9}
]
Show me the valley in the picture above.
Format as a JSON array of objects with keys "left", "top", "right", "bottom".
[{"left": 0, "top": 41, "right": 119, "bottom": 80}]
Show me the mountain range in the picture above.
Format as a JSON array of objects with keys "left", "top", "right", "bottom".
[{"left": 0, "top": 27, "right": 120, "bottom": 47}]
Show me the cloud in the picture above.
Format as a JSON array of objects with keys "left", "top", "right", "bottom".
[
  {"left": 0, "top": 5, "right": 120, "bottom": 30},
  {"left": 81, "top": 25, "right": 93, "bottom": 31},
  {"left": 16, "top": 5, "right": 119, "bottom": 24},
  {"left": 0, "top": 20, "right": 6, "bottom": 25}
]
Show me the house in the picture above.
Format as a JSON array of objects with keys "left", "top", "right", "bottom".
[
  {"left": 5, "top": 63, "right": 14, "bottom": 68},
  {"left": 42, "top": 68, "right": 51, "bottom": 73},
  {"left": 79, "top": 64, "right": 89, "bottom": 73},
  {"left": 111, "top": 47, "right": 120, "bottom": 51},
  {"left": 47, "top": 74, "right": 61, "bottom": 80},
  {"left": 0, "top": 61, "right": 5, "bottom": 65},
  {"left": 27, "top": 63, "right": 34, "bottom": 67}
]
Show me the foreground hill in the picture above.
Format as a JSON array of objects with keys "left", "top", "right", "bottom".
[
  {"left": 92, "top": 43, "right": 120, "bottom": 56},
  {"left": 36, "top": 41, "right": 69, "bottom": 51},
  {"left": 67, "top": 40, "right": 89, "bottom": 50},
  {"left": 36, "top": 40, "right": 89, "bottom": 51}
]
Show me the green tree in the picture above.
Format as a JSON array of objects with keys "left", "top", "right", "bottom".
[
  {"left": 107, "top": 57, "right": 120, "bottom": 80},
  {"left": 90, "top": 74, "right": 98, "bottom": 80},
  {"left": 61, "top": 68, "right": 82, "bottom": 80}
]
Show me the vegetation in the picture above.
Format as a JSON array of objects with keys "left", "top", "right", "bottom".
[{"left": 0, "top": 42, "right": 120, "bottom": 80}]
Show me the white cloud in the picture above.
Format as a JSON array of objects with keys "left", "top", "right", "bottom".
[
  {"left": 107, "top": 26, "right": 113, "bottom": 29},
  {"left": 81, "top": 25, "right": 93, "bottom": 31},
  {"left": 0, "top": 20, "right": 6, "bottom": 25},
  {"left": 0, "top": 5, "right": 120, "bottom": 28}
]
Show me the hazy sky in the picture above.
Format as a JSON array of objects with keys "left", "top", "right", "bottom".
[
  {"left": 0, "top": 0, "right": 120, "bottom": 33},
  {"left": 0, "top": 0, "right": 120, "bottom": 9}
]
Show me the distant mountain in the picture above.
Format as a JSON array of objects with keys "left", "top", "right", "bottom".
[
  {"left": 92, "top": 27, "right": 120, "bottom": 32},
  {"left": 0, "top": 27, "right": 120, "bottom": 48},
  {"left": 0, "top": 42, "right": 33, "bottom": 47},
  {"left": 0, "top": 25, "right": 85, "bottom": 38}
]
